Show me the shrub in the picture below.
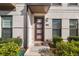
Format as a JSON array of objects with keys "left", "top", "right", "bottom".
[
  {"left": 0, "top": 38, "right": 22, "bottom": 56},
  {"left": 67, "top": 36, "right": 79, "bottom": 42},
  {"left": 0, "top": 38, "right": 2, "bottom": 40},
  {"left": 0, "top": 41, "right": 19, "bottom": 56},
  {"left": 56, "top": 41, "right": 79, "bottom": 56},
  {"left": 53, "top": 37, "right": 63, "bottom": 47},
  {"left": 73, "top": 41, "right": 79, "bottom": 47},
  {"left": 0, "top": 38, "right": 22, "bottom": 46},
  {"left": 9, "top": 38, "right": 22, "bottom": 46}
]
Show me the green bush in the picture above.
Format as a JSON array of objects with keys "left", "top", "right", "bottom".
[
  {"left": 0, "top": 38, "right": 22, "bottom": 56},
  {"left": 8, "top": 38, "right": 22, "bottom": 46},
  {"left": 56, "top": 41, "right": 79, "bottom": 56},
  {"left": 53, "top": 37, "right": 63, "bottom": 47},
  {"left": 0, "top": 42, "right": 19, "bottom": 56},
  {"left": 73, "top": 41, "right": 79, "bottom": 47},
  {"left": 67, "top": 36, "right": 79, "bottom": 42},
  {"left": 0, "top": 38, "right": 22, "bottom": 46}
]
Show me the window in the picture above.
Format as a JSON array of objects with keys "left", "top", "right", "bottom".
[
  {"left": 68, "top": 3, "right": 78, "bottom": 6},
  {"left": 1, "top": 16, "right": 12, "bottom": 38},
  {"left": 52, "top": 3, "right": 62, "bottom": 6},
  {"left": 69, "top": 19, "right": 78, "bottom": 36},
  {"left": 53, "top": 29, "right": 61, "bottom": 37},
  {"left": 53, "top": 19, "right": 61, "bottom": 37}
]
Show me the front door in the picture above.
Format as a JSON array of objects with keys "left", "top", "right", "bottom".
[{"left": 35, "top": 16, "right": 44, "bottom": 41}]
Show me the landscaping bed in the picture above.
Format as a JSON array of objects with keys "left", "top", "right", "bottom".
[
  {"left": 40, "top": 36, "right": 79, "bottom": 56},
  {"left": 0, "top": 38, "right": 25, "bottom": 56}
]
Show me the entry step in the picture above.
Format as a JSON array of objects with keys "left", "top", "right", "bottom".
[
  {"left": 34, "top": 41, "right": 43, "bottom": 46},
  {"left": 34, "top": 41, "right": 49, "bottom": 46}
]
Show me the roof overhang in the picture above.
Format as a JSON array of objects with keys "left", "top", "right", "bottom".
[
  {"left": 0, "top": 3, "right": 15, "bottom": 11},
  {"left": 28, "top": 3, "right": 50, "bottom": 14}
]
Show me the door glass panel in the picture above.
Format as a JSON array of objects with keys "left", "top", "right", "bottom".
[
  {"left": 37, "top": 19, "right": 42, "bottom": 23},
  {"left": 37, "top": 35, "right": 42, "bottom": 39},
  {"left": 37, "top": 30, "right": 42, "bottom": 33},
  {"left": 36, "top": 24, "right": 42, "bottom": 28}
]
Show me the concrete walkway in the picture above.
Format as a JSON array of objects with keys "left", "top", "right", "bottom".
[{"left": 24, "top": 46, "right": 50, "bottom": 56}]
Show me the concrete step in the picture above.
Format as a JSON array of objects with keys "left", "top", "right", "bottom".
[
  {"left": 24, "top": 46, "right": 50, "bottom": 56},
  {"left": 34, "top": 41, "right": 43, "bottom": 46},
  {"left": 34, "top": 41, "right": 49, "bottom": 46},
  {"left": 24, "top": 49, "right": 41, "bottom": 56}
]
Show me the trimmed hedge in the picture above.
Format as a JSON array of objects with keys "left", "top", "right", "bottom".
[
  {"left": 67, "top": 36, "right": 79, "bottom": 42},
  {"left": 53, "top": 37, "right": 63, "bottom": 47}
]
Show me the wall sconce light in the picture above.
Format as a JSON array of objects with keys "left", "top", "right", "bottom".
[{"left": 46, "top": 18, "right": 48, "bottom": 22}]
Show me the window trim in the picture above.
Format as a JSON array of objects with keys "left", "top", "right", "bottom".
[
  {"left": 1, "top": 15, "right": 13, "bottom": 38},
  {"left": 52, "top": 19, "right": 62, "bottom": 37},
  {"left": 69, "top": 19, "right": 78, "bottom": 36}
]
